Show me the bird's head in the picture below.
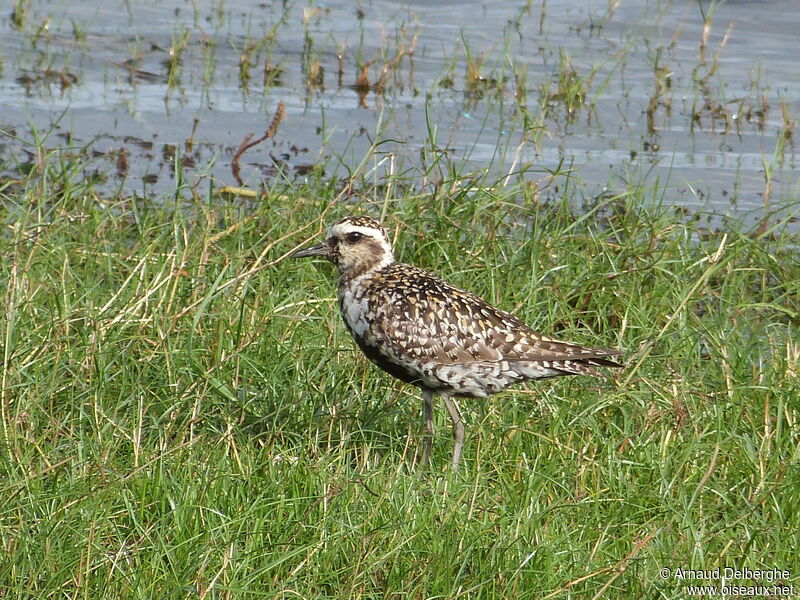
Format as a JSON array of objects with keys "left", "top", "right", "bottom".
[{"left": 291, "top": 216, "right": 395, "bottom": 278}]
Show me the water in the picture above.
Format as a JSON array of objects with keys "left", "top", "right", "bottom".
[{"left": 1, "top": 0, "right": 798, "bottom": 215}]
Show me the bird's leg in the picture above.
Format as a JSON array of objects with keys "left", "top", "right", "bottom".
[
  {"left": 422, "top": 389, "right": 435, "bottom": 466},
  {"left": 442, "top": 395, "right": 464, "bottom": 470}
]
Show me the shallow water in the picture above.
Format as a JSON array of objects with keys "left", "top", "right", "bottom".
[{"left": 1, "top": 0, "right": 798, "bottom": 215}]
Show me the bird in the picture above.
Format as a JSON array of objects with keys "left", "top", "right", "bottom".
[{"left": 291, "top": 215, "right": 623, "bottom": 469}]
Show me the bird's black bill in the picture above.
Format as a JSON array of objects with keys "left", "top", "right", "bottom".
[{"left": 291, "top": 243, "right": 330, "bottom": 259}]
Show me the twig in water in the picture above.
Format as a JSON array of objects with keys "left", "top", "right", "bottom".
[{"left": 231, "top": 101, "right": 286, "bottom": 186}]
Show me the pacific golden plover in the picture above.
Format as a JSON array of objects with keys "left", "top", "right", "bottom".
[{"left": 292, "top": 216, "right": 623, "bottom": 469}]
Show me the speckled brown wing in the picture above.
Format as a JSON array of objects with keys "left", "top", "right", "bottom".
[{"left": 367, "top": 263, "right": 622, "bottom": 370}]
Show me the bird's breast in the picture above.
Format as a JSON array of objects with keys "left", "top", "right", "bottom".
[{"left": 338, "top": 283, "right": 373, "bottom": 340}]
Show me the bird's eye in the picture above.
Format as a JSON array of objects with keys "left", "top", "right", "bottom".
[{"left": 346, "top": 231, "right": 364, "bottom": 243}]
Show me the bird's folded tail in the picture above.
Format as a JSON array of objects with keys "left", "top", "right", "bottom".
[{"left": 512, "top": 351, "right": 624, "bottom": 379}]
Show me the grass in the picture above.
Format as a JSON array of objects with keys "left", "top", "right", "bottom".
[{"left": 1, "top": 147, "right": 799, "bottom": 598}]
